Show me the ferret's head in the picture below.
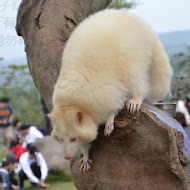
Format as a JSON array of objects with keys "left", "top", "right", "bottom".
[{"left": 49, "top": 106, "right": 98, "bottom": 160}]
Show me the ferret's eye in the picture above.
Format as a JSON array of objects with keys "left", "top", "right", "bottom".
[{"left": 70, "top": 138, "right": 76, "bottom": 142}]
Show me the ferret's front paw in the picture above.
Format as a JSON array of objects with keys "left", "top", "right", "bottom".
[
  {"left": 80, "top": 157, "right": 92, "bottom": 173},
  {"left": 104, "top": 121, "right": 114, "bottom": 136},
  {"left": 126, "top": 98, "right": 142, "bottom": 114}
]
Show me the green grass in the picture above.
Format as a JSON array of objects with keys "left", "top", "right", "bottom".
[
  {"left": 23, "top": 172, "right": 76, "bottom": 190},
  {"left": 0, "top": 146, "right": 76, "bottom": 190},
  {"left": 24, "top": 181, "right": 76, "bottom": 190},
  {"left": 0, "top": 145, "right": 6, "bottom": 161}
]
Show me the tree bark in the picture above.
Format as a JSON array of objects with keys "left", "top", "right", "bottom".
[
  {"left": 71, "top": 102, "right": 190, "bottom": 190},
  {"left": 16, "top": 0, "right": 112, "bottom": 110}
]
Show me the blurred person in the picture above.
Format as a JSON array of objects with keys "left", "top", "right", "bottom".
[
  {"left": 10, "top": 140, "right": 27, "bottom": 162},
  {"left": 12, "top": 121, "right": 30, "bottom": 146},
  {"left": 12, "top": 120, "right": 22, "bottom": 143},
  {"left": 176, "top": 100, "right": 190, "bottom": 127},
  {"left": 171, "top": 98, "right": 190, "bottom": 127},
  {"left": 16, "top": 146, "right": 49, "bottom": 190},
  {"left": 19, "top": 125, "right": 44, "bottom": 148},
  {"left": 176, "top": 112, "right": 187, "bottom": 127},
  {"left": 7, "top": 159, "right": 18, "bottom": 190},
  {"left": 175, "top": 99, "right": 190, "bottom": 141},
  {"left": 170, "top": 97, "right": 178, "bottom": 104},
  {"left": 0, "top": 160, "right": 11, "bottom": 190},
  {"left": 185, "top": 96, "right": 190, "bottom": 114},
  {"left": 0, "top": 97, "right": 14, "bottom": 155}
]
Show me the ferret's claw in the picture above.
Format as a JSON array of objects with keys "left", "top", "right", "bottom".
[
  {"left": 104, "top": 123, "right": 114, "bottom": 136},
  {"left": 104, "top": 116, "right": 115, "bottom": 136},
  {"left": 80, "top": 157, "right": 92, "bottom": 173},
  {"left": 126, "top": 99, "right": 142, "bottom": 114}
]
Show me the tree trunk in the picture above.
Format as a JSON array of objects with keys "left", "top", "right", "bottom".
[{"left": 16, "top": 0, "right": 112, "bottom": 110}]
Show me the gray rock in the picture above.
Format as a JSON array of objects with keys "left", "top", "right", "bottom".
[{"left": 34, "top": 136, "right": 70, "bottom": 174}]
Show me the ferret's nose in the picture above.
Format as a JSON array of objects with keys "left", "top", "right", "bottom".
[{"left": 64, "top": 154, "right": 71, "bottom": 160}]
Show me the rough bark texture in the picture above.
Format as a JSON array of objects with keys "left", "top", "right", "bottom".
[
  {"left": 16, "top": 0, "right": 112, "bottom": 110},
  {"left": 71, "top": 102, "right": 190, "bottom": 190}
]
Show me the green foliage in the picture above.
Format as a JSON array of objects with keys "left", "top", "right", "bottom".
[
  {"left": 109, "top": 0, "right": 136, "bottom": 9},
  {"left": 171, "top": 47, "right": 190, "bottom": 78},
  {"left": 171, "top": 47, "right": 190, "bottom": 99},
  {"left": 0, "top": 64, "right": 43, "bottom": 127},
  {"left": 46, "top": 171, "right": 73, "bottom": 183}
]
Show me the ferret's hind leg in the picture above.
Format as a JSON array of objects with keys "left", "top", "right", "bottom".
[
  {"left": 80, "top": 144, "right": 92, "bottom": 173},
  {"left": 104, "top": 113, "right": 115, "bottom": 136},
  {"left": 126, "top": 97, "right": 143, "bottom": 114},
  {"left": 124, "top": 66, "right": 149, "bottom": 114}
]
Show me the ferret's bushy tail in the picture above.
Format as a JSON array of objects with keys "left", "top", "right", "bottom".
[{"left": 149, "top": 39, "right": 173, "bottom": 101}]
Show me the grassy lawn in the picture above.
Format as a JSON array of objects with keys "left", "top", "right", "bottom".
[
  {"left": 0, "top": 145, "right": 76, "bottom": 190},
  {"left": 0, "top": 145, "right": 6, "bottom": 160},
  {"left": 23, "top": 173, "right": 77, "bottom": 190},
  {"left": 24, "top": 181, "right": 76, "bottom": 190}
]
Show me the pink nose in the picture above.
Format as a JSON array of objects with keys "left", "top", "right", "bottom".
[{"left": 64, "top": 154, "right": 71, "bottom": 160}]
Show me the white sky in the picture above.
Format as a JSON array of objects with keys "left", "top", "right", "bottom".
[
  {"left": 0, "top": 0, "right": 190, "bottom": 59},
  {"left": 129, "top": 0, "right": 190, "bottom": 33}
]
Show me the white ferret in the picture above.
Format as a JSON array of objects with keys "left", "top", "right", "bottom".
[{"left": 49, "top": 9, "right": 172, "bottom": 172}]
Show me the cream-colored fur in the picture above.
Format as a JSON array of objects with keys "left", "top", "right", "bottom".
[{"left": 50, "top": 9, "right": 173, "bottom": 171}]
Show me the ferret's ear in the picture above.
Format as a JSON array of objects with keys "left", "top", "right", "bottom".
[
  {"left": 76, "top": 112, "right": 83, "bottom": 125},
  {"left": 48, "top": 113, "right": 55, "bottom": 122}
]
